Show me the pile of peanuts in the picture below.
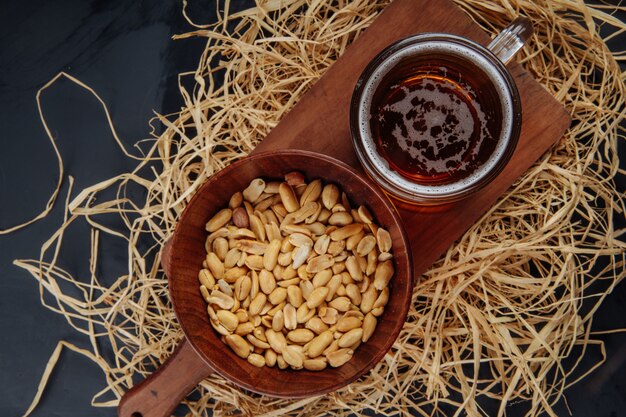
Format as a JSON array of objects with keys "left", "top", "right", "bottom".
[{"left": 198, "top": 172, "right": 394, "bottom": 370}]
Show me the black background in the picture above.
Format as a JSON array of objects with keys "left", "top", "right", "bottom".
[{"left": 0, "top": 1, "right": 624, "bottom": 416}]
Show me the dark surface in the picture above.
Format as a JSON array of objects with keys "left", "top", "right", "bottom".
[{"left": 0, "top": 1, "right": 623, "bottom": 417}]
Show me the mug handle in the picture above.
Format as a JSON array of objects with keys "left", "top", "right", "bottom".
[{"left": 488, "top": 17, "right": 534, "bottom": 64}]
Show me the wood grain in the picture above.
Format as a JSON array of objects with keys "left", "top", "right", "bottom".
[
  {"left": 117, "top": 339, "right": 213, "bottom": 417},
  {"left": 117, "top": 240, "right": 214, "bottom": 417},
  {"left": 254, "top": 0, "right": 571, "bottom": 279}
]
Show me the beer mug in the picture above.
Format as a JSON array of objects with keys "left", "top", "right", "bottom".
[{"left": 350, "top": 18, "right": 533, "bottom": 205}]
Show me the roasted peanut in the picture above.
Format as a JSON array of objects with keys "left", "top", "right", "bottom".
[{"left": 200, "top": 176, "right": 395, "bottom": 370}]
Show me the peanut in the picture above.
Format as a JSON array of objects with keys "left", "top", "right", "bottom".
[{"left": 199, "top": 175, "right": 395, "bottom": 370}]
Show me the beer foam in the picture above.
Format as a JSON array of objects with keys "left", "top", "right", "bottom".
[
  {"left": 378, "top": 76, "right": 490, "bottom": 175},
  {"left": 357, "top": 39, "right": 514, "bottom": 197}
]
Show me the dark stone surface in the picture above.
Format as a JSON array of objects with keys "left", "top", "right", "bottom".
[{"left": 0, "top": 1, "right": 623, "bottom": 416}]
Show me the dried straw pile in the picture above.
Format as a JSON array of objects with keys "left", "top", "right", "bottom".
[{"left": 14, "top": 0, "right": 625, "bottom": 416}]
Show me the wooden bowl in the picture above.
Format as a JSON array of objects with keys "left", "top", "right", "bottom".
[{"left": 119, "top": 150, "right": 413, "bottom": 417}]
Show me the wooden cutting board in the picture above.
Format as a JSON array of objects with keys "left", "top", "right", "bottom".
[
  {"left": 118, "top": 3, "right": 572, "bottom": 415},
  {"left": 254, "top": 0, "right": 571, "bottom": 277}
]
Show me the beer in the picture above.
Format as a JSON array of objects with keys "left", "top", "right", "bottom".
[{"left": 369, "top": 54, "right": 504, "bottom": 185}]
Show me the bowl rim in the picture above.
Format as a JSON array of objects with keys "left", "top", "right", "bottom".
[{"left": 168, "top": 149, "right": 414, "bottom": 397}]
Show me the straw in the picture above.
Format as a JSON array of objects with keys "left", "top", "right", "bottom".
[{"left": 13, "top": 0, "right": 625, "bottom": 416}]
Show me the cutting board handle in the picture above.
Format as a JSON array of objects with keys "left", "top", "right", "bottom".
[
  {"left": 117, "top": 338, "right": 213, "bottom": 417},
  {"left": 118, "top": 239, "right": 213, "bottom": 417}
]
